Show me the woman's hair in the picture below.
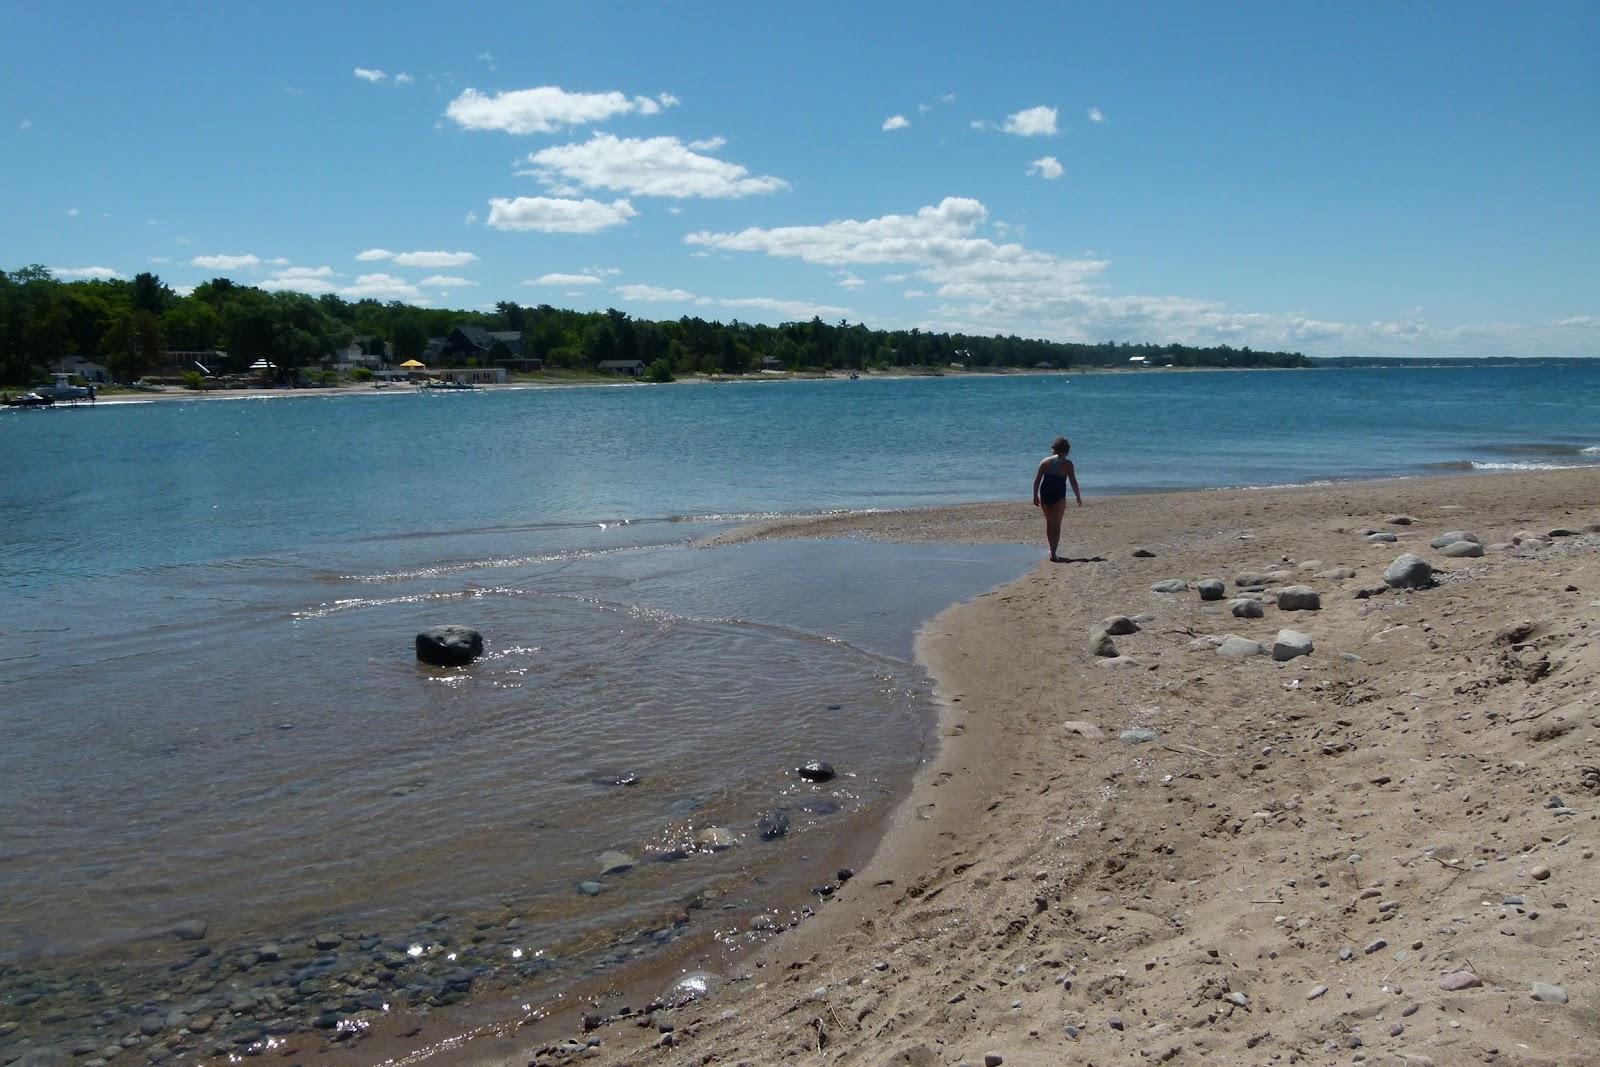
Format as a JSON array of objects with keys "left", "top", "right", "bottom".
[{"left": 1051, "top": 436, "right": 1071, "bottom": 456}]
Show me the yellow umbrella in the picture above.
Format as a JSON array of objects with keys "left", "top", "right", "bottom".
[{"left": 399, "top": 359, "right": 426, "bottom": 368}]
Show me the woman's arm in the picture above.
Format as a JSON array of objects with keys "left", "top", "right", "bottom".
[
  {"left": 1031, "top": 458, "right": 1047, "bottom": 506},
  {"left": 1066, "top": 461, "right": 1082, "bottom": 505}
]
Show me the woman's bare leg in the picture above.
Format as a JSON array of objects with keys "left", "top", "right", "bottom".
[{"left": 1044, "top": 500, "right": 1067, "bottom": 559}]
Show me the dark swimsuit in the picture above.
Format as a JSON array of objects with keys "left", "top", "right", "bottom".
[{"left": 1039, "top": 459, "right": 1068, "bottom": 505}]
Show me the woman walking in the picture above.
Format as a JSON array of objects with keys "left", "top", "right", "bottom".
[{"left": 1031, "top": 436, "right": 1082, "bottom": 562}]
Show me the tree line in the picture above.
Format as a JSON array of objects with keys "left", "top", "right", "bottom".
[{"left": 0, "top": 265, "right": 1312, "bottom": 385}]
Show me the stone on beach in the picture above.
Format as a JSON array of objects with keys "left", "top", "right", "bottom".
[
  {"left": 1430, "top": 530, "right": 1479, "bottom": 549},
  {"left": 1151, "top": 579, "right": 1188, "bottom": 593},
  {"left": 1530, "top": 982, "right": 1569, "bottom": 1005},
  {"left": 1131, "top": 547, "right": 1156, "bottom": 557},
  {"left": 1439, "top": 540, "right": 1484, "bottom": 557},
  {"left": 1234, "top": 572, "right": 1275, "bottom": 588},
  {"left": 1439, "top": 970, "right": 1482, "bottom": 991},
  {"left": 1230, "top": 598, "right": 1264, "bottom": 618},
  {"left": 1089, "top": 631, "right": 1119, "bottom": 657},
  {"left": 1217, "top": 637, "right": 1266, "bottom": 658},
  {"left": 1384, "top": 554, "right": 1434, "bottom": 589},
  {"left": 1101, "top": 614, "right": 1140, "bottom": 635},
  {"left": 1272, "top": 629, "right": 1314, "bottom": 661},
  {"left": 1062, "top": 721, "right": 1106, "bottom": 740},
  {"left": 757, "top": 809, "right": 791, "bottom": 839},
  {"left": 1119, "top": 728, "right": 1159, "bottom": 744},
  {"left": 597, "top": 850, "right": 634, "bottom": 875},
  {"left": 1365, "top": 531, "right": 1398, "bottom": 543},
  {"left": 1098, "top": 655, "right": 1140, "bottom": 669},
  {"left": 1314, "top": 566, "right": 1356, "bottom": 580},
  {"left": 415, "top": 625, "right": 484, "bottom": 666},
  {"left": 1275, "top": 585, "right": 1321, "bottom": 611},
  {"left": 1196, "top": 578, "right": 1226, "bottom": 601},
  {"left": 1386, "top": 514, "right": 1416, "bottom": 525}
]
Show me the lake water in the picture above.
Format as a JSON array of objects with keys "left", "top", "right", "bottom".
[{"left": 0, "top": 364, "right": 1596, "bottom": 1050}]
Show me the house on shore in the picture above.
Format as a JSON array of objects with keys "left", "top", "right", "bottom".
[
  {"left": 50, "top": 355, "right": 110, "bottom": 383},
  {"left": 430, "top": 326, "right": 542, "bottom": 372},
  {"left": 596, "top": 359, "right": 646, "bottom": 376},
  {"left": 759, "top": 357, "right": 787, "bottom": 373},
  {"left": 434, "top": 367, "right": 508, "bottom": 385}
]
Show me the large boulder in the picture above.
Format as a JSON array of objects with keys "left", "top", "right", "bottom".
[
  {"left": 797, "top": 760, "right": 836, "bottom": 783},
  {"left": 416, "top": 625, "right": 484, "bottom": 666},
  {"left": 1273, "top": 629, "right": 1314, "bottom": 661},
  {"left": 1384, "top": 554, "right": 1433, "bottom": 589},
  {"left": 1101, "top": 615, "right": 1141, "bottom": 636},
  {"left": 1234, "top": 572, "right": 1275, "bottom": 588},
  {"left": 1230, "top": 598, "right": 1264, "bottom": 618},
  {"left": 1276, "top": 585, "right": 1322, "bottom": 611},
  {"left": 1196, "top": 579, "right": 1226, "bottom": 601},
  {"left": 1429, "top": 530, "right": 1479, "bottom": 549},
  {"left": 1440, "top": 540, "right": 1484, "bottom": 558}
]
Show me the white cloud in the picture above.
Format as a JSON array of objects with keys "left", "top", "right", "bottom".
[
  {"left": 395, "top": 73, "right": 414, "bottom": 85},
  {"left": 267, "top": 257, "right": 290, "bottom": 266},
  {"left": 1028, "top": 155, "right": 1064, "bottom": 180},
  {"left": 531, "top": 273, "right": 603, "bottom": 286},
  {"left": 1002, "top": 105, "right": 1058, "bottom": 136},
  {"left": 464, "top": 210, "right": 479, "bottom": 225},
  {"left": 486, "top": 196, "right": 637, "bottom": 233},
  {"left": 355, "top": 248, "right": 394, "bottom": 261},
  {"left": 940, "top": 93, "right": 956, "bottom": 104},
  {"left": 420, "top": 274, "right": 475, "bottom": 287},
  {"left": 687, "top": 136, "right": 725, "bottom": 150},
  {"left": 148, "top": 256, "right": 170, "bottom": 264},
  {"left": 903, "top": 289, "right": 927, "bottom": 298},
  {"left": 836, "top": 272, "right": 865, "bottom": 289},
  {"left": 685, "top": 196, "right": 1008, "bottom": 267},
  {"left": 882, "top": 114, "right": 910, "bottom": 131},
  {"left": 341, "top": 272, "right": 423, "bottom": 301},
  {"left": 391, "top": 250, "right": 478, "bottom": 268},
  {"left": 354, "top": 67, "right": 387, "bottom": 82},
  {"left": 67, "top": 207, "right": 80, "bottom": 217},
  {"left": 615, "top": 284, "right": 695, "bottom": 301},
  {"left": 1087, "top": 107, "right": 1104, "bottom": 123},
  {"left": 190, "top": 253, "right": 261, "bottom": 270},
  {"left": 720, "top": 296, "right": 853, "bottom": 319},
  {"left": 261, "top": 266, "right": 339, "bottom": 294},
  {"left": 51, "top": 266, "right": 122, "bottom": 280},
  {"left": 172, "top": 285, "right": 195, "bottom": 297},
  {"left": 523, "top": 134, "right": 789, "bottom": 199},
  {"left": 444, "top": 86, "right": 677, "bottom": 134}
]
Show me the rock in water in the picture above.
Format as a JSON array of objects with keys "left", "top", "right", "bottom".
[
  {"left": 1150, "top": 579, "right": 1188, "bottom": 593},
  {"left": 1217, "top": 637, "right": 1265, "bottom": 658},
  {"left": 1228, "top": 600, "right": 1262, "bottom": 620},
  {"left": 1384, "top": 554, "right": 1434, "bottom": 589},
  {"left": 1196, "top": 579, "right": 1226, "bottom": 601},
  {"left": 1430, "top": 530, "right": 1479, "bottom": 549},
  {"left": 416, "top": 625, "right": 484, "bottom": 666},
  {"left": 171, "top": 918, "right": 208, "bottom": 941},
  {"left": 1273, "top": 629, "right": 1314, "bottom": 661},
  {"left": 577, "top": 880, "right": 605, "bottom": 896},
  {"left": 1440, "top": 540, "right": 1483, "bottom": 557},
  {"left": 1089, "top": 631, "right": 1119, "bottom": 657},
  {"left": 1101, "top": 615, "right": 1140, "bottom": 636},
  {"left": 694, "top": 826, "right": 736, "bottom": 851},
  {"left": 1276, "top": 586, "right": 1322, "bottom": 611},
  {"left": 757, "top": 809, "right": 791, "bottom": 839},
  {"left": 797, "top": 760, "right": 836, "bottom": 782}
]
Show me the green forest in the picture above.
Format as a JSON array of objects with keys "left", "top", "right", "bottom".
[{"left": 0, "top": 264, "right": 1312, "bottom": 386}]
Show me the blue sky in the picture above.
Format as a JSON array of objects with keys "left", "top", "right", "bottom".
[{"left": 5, "top": 1, "right": 1597, "bottom": 357}]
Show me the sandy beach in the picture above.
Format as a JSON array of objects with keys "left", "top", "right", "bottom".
[{"left": 506, "top": 467, "right": 1600, "bottom": 1066}]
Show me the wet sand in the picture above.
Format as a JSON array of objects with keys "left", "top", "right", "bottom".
[{"left": 544, "top": 468, "right": 1598, "bottom": 1065}]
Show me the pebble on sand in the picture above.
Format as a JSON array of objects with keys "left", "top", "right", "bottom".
[
  {"left": 1530, "top": 982, "right": 1569, "bottom": 1005},
  {"left": 1197, "top": 579, "right": 1226, "bottom": 601},
  {"left": 1439, "top": 970, "right": 1482, "bottom": 991},
  {"left": 1530, "top": 864, "right": 1551, "bottom": 880},
  {"left": 1272, "top": 630, "right": 1314, "bottom": 661},
  {"left": 1386, "top": 515, "right": 1416, "bottom": 525},
  {"left": 1216, "top": 637, "right": 1266, "bottom": 658},
  {"left": 1439, "top": 540, "right": 1484, "bottom": 558},
  {"left": 1101, "top": 615, "right": 1141, "bottom": 636},
  {"left": 1230, "top": 598, "right": 1264, "bottom": 619},
  {"left": 1119, "top": 728, "right": 1159, "bottom": 744},
  {"left": 1384, "top": 554, "right": 1434, "bottom": 589},
  {"left": 1365, "top": 532, "right": 1399, "bottom": 543},
  {"left": 1275, "top": 586, "right": 1322, "bottom": 611},
  {"left": 1306, "top": 984, "right": 1328, "bottom": 1000},
  {"left": 1150, "top": 579, "right": 1188, "bottom": 593},
  {"left": 1131, "top": 547, "right": 1156, "bottom": 558},
  {"left": 1429, "top": 530, "right": 1479, "bottom": 549},
  {"left": 1089, "top": 631, "right": 1119, "bottom": 658},
  {"left": 1062, "top": 721, "right": 1106, "bottom": 740}
]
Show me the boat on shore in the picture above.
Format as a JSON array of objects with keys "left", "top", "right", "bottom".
[{"left": 3, "top": 392, "right": 54, "bottom": 409}]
